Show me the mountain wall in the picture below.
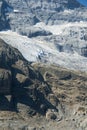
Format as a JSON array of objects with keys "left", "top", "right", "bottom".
[
  {"left": 0, "top": 0, "right": 83, "bottom": 31},
  {"left": 0, "top": 0, "right": 11, "bottom": 30},
  {"left": 0, "top": 0, "right": 87, "bottom": 69},
  {"left": 0, "top": 38, "right": 87, "bottom": 130}
]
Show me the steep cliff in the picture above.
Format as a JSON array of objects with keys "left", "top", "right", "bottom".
[
  {"left": 0, "top": 0, "right": 11, "bottom": 30},
  {"left": 0, "top": 0, "right": 83, "bottom": 31},
  {"left": 0, "top": 38, "right": 86, "bottom": 130}
]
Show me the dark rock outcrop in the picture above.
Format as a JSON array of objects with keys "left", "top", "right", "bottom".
[
  {"left": 0, "top": 69, "right": 12, "bottom": 94},
  {"left": 18, "top": 27, "right": 52, "bottom": 38},
  {"left": 0, "top": 38, "right": 59, "bottom": 117},
  {"left": 0, "top": 39, "right": 87, "bottom": 130},
  {"left": 0, "top": 0, "right": 11, "bottom": 30},
  {"left": 81, "top": 46, "right": 87, "bottom": 57},
  {"left": 0, "top": 38, "right": 31, "bottom": 94}
]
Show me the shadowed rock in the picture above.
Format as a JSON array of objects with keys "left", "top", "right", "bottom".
[{"left": 0, "top": 38, "right": 59, "bottom": 117}]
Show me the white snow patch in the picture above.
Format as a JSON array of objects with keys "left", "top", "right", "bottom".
[
  {"left": 13, "top": 9, "right": 19, "bottom": 13},
  {"left": 63, "top": 9, "right": 73, "bottom": 14}
]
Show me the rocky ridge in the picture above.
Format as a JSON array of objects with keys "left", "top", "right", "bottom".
[
  {"left": 0, "top": 38, "right": 61, "bottom": 129},
  {"left": 0, "top": 38, "right": 53, "bottom": 113},
  {"left": 0, "top": 0, "right": 11, "bottom": 30},
  {"left": 0, "top": 39, "right": 86, "bottom": 130},
  {"left": 0, "top": 0, "right": 84, "bottom": 31}
]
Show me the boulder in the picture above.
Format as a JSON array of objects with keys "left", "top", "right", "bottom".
[{"left": 46, "top": 109, "right": 57, "bottom": 120}]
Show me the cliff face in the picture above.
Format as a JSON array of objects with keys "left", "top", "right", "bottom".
[
  {"left": 0, "top": 38, "right": 58, "bottom": 116},
  {"left": 0, "top": 0, "right": 82, "bottom": 31},
  {"left": 0, "top": 1, "right": 87, "bottom": 130},
  {"left": 0, "top": 38, "right": 86, "bottom": 130},
  {"left": 0, "top": 0, "right": 11, "bottom": 30},
  {"left": 8, "top": 0, "right": 80, "bottom": 10},
  {"left": 0, "top": 38, "right": 26, "bottom": 94}
]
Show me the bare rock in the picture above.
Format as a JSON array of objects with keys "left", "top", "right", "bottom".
[
  {"left": 0, "top": 69, "right": 12, "bottom": 94},
  {"left": 47, "top": 94, "right": 59, "bottom": 107},
  {"left": 16, "top": 73, "right": 32, "bottom": 87},
  {"left": 46, "top": 109, "right": 57, "bottom": 120}
]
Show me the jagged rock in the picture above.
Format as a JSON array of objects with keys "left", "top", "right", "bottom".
[
  {"left": 0, "top": 0, "right": 11, "bottom": 30},
  {"left": 0, "top": 38, "right": 32, "bottom": 95},
  {"left": 16, "top": 73, "right": 32, "bottom": 86},
  {"left": 0, "top": 38, "right": 25, "bottom": 69},
  {"left": 18, "top": 27, "right": 52, "bottom": 38},
  {"left": 0, "top": 38, "right": 59, "bottom": 119},
  {"left": 0, "top": 39, "right": 87, "bottom": 129},
  {"left": 0, "top": 0, "right": 85, "bottom": 32},
  {"left": 12, "top": 60, "right": 30, "bottom": 77},
  {"left": 81, "top": 46, "right": 87, "bottom": 57},
  {"left": 0, "top": 69, "right": 12, "bottom": 94}
]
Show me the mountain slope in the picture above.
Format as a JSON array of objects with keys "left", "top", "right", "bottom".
[
  {"left": 0, "top": 38, "right": 87, "bottom": 130},
  {"left": 0, "top": 0, "right": 87, "bottom": 73},
  {"left": 1, "top": 26, "right": 87, "bottom": 72},
  {"left": 0, "top": 0, "right": 84, "bottom": 31}
]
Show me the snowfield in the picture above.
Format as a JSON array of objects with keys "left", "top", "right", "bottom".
[{"left": 0, "top": 22, "right": 87, "bottom": 71}]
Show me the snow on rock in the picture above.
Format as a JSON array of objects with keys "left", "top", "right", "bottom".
[
  {"left": 34, "top": 21, "right": 87, "bottom": 35},
  {"left": 0, "top": 30, "right": 52, "bottom": 62},
  {"left": 0, "top": 30, "right": 87, "bottom": 72}
]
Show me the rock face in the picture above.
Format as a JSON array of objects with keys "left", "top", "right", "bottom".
[
  {"left": 0, "top": 0, "right": 83, "bottom": 31},
  {"left": 0, "top": 69, "right": 11, "bottom": 94},
  {"left": 1, "top": 0, "right": 87, "bottom": 59},
  {"left": 0, "top": 0, "right": 11, "bottom": 30},
  {"left": 32, "top": 63, "right": 87, "bottom": 130},
  {"left": 0, "top": 38, "right": 29, "bottom": 94},
  {"left": 0, "top": 39, "right": 87, "bottom": 130},
  {"left": 0, "top": 38, "right": 58, "bottom": 116},
  {"left": 0, "top": 39, "right": 24, "bottom": 69},
  {"left": 18, "top": 27, "right": 52, "bottom": 38}
]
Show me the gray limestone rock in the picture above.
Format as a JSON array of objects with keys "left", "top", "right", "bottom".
[
  {"left": 0, "top": 0, "right": 11, "bottom": 30},
  {"left": 0, "top": 0, "right": 85, "bottom": 32}
]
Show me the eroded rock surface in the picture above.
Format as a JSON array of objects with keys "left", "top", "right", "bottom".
[
  {"left": 0, "top": 38, "right": 59, "bottom": 118},
  {"left": 0, "top": 0, "right": 85, "bottom": 32},
  {"left": 0, "top": 39, "right": 87, "bottom": 129}
]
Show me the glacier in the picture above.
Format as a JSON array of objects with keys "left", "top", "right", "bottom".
[{"left": 1, "top": 21, "right": 87, "bottom": 72}]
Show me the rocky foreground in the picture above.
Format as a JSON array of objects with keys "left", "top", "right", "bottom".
[{"left": 0, "top": 39, "right": 87, "bottom": 130}]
